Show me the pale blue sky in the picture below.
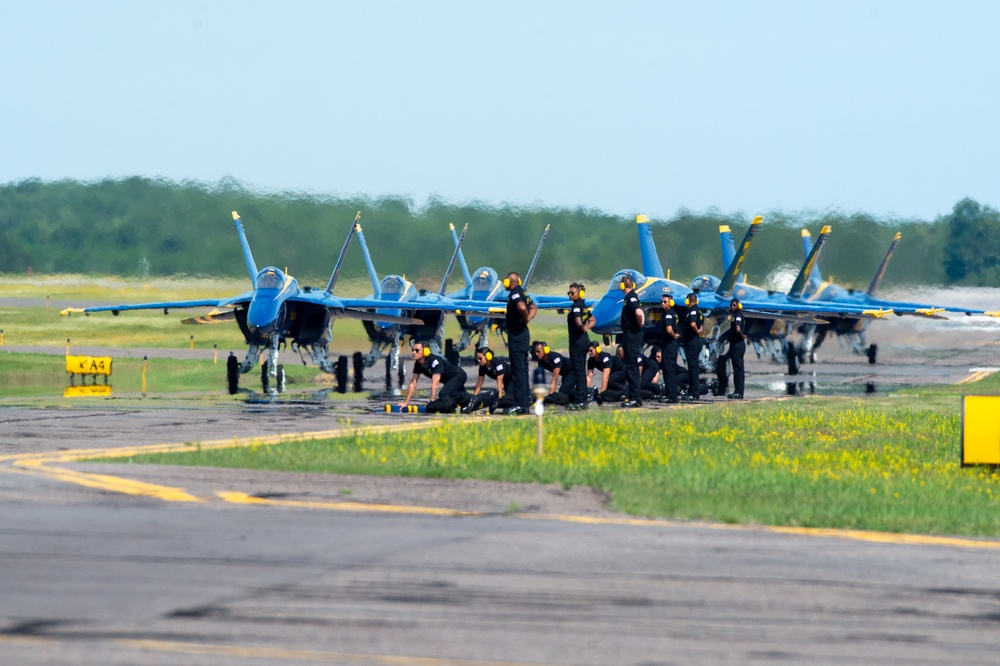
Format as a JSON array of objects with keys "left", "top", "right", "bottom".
[{"left": 1, "top": 1, "right": 996, "bottom": 220}]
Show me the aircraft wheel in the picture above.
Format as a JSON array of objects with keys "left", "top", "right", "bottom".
[
  {"left": 787, "top": 341, "right": 800, "bottom": 376},
  {"left": 867, "top": 344, "right": 878, "bottom": 365},
  {"left": 276, "top": 364, "right": 286, "bottom": 393},
  {"left": 261, "top": 362, "right": 270, "bottom": 392},
  {"left": 226, "top": 355, "right": 239, "bottom": 395}
]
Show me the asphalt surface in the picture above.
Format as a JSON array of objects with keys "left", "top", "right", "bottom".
[{"left": 2, "top": 317, "right": 1000, "bottom": 664}]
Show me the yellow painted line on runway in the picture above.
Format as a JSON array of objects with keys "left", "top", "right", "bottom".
[
  {"left": 0, "top": 421, "right": 443, "bottom": 503},
  {"left": 118, "top": 638, "right": 543, "bottom": 665},
  {"left": 218, "top": 491, "right": 483, "bottom": 517},
  {"left": 955, "top": 369, "right": 994, "bottom": 385},
  {"left": 516, "top": 512, "right": 1000, "bottom": 550}
]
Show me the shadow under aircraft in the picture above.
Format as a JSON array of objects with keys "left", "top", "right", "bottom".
[{"left": 63, "top": 212, "right": 502, "bottom": 395}]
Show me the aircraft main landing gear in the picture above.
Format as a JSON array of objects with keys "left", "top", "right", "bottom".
[
  {"left": 867, "top": 343, "right": 878, "bottom": 365},
  {"left": 261, "top": 361, "right": 285, "bottom": 393},
  {"left": 226, "top": 354, "right": 240, "bottom": 395}
]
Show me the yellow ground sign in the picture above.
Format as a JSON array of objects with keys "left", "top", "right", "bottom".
[
  {"left": 65, "top": 355, "right": 113, "bottom": 376},
  {"left": 962, "top": 395, "right": 1000, "bottom": 465}
]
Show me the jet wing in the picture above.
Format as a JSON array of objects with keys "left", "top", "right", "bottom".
[
  {"left": 61, "top": 295, "right": 250, "bottom": 316},
  {"left": 858, "top": 298, "right": 998, "bottom": 318}
]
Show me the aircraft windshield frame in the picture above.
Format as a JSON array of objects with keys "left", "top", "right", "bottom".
[
  {"left": 380, "top": 275, "right": 407, "bottom": 296},
  {"left": 689, "top": 274, "right": 720, "bottom": 293},
  {"left": 255, "top": 268, "right": 285, "bottom": 291},
  {"left": 609, "top": 270, "right": 647, "bottom": 291}
]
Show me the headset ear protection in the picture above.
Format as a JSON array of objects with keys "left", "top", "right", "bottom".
[
  {"left": 503, "top": 274, "right": 520, "bottom": 289},
  {"left": 595, "top": 345, "right": 602, "bottom": 354},
  {"left": 665, "top": 296, "right": 674, "bottom": 307},
  {"left": 422, "top": 346, "right": 431, "bottom": 357},
  {"left": 731, "top": 299, "right": 743, "bottom": 310},
  {"left": 686, "top": 293, "right": 696, "bottom": 306},
  {"left": 543, "top": 344, "right": 550, "bottom": 355},
  {"left": 619, "top": 281, "right": 627, "bottom": 291},
  {"left": 579, "top": 288, "right": 585, "bottom": 299},
  {"left": 485, "top": 349, "right": 493, "bottom": 361}
]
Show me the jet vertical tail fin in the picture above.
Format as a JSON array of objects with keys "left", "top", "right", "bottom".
[
  {"left": 719, "top": 225, "right": 741, "bottom": 280},
  {"left": 521, "top": 224, "right": 550, "bottom": 290},
  {"left": 716, "top": 216, "right": 763, "bottom": 297},
  {"left": 450, "top": 223, "right": 474, "bottom": 295},
  {"left": 232, "top": 211, "right": 259, "bottom": 286},
  {"left": 788, "top": 225, "right": 831, "bottom": 299},
  {"left": 636, "top": 215, "right": 666, "bottom": 279},
  {"left": 354, "top": 221, "right": 382, "bottom": 297},
  {"left": 439, "top": 224, "right": 468, "bottom": 296},
  {"left": 866, "top": 232, "right": 901, "bottom": 297},
  {"left": 801, "top": 229, "right": 823, "bottom": 291},
  {"left": 326, "top": 212, "right": 361, "bottom": 295}
]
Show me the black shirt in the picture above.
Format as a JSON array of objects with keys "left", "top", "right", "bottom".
[
  {"left": 661, "top": 307, "right": 679, "bottom": 345},
  {"left": 683, "top": 306, "right": 704, "bottom": 342},
  {"left": 727, "top": 312, "right": 746, "bottom": 344},
  {"left": 536, "top": 351, "right": 566, "bottom": 373},
  {"left": 414, "top": 354, "right": 461, "bottom": 382},
  {"left": 620, "top": 289, "right": 643, "bottom": 334},
  {"left": 568, "top": 299, "right": 590, "bottom": 345},
  {"left": 587, "top": 351, "right": 615, "bottom": 373},
  {"left": 506, "top": 285, "right": 531, "bottom": 336},
  {"left": 478, "top": 356, "right": 508, "bottom": 380}
]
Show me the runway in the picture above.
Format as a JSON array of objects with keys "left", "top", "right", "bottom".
[{"left": 2, "top": 325, "right": 1000, "bottom": 664}]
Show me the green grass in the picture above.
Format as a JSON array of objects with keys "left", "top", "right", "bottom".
[
  {"left": 109, "top": 373, "right": 1000, "bottom": 537},
  {"left": 0, "top": 351, "right": 324, "bottom": 398}
]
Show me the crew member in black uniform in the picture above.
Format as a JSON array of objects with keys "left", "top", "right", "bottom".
[
  {"left": 659, "top": 290, "right": 681, "bottom": 403},
  {"left": 461, "top": 347, "right": 508, "bottom": 413},
  {"left": 682, "top": 292, "right": 705, "bottom": 400},
  {"left": 587, "top": 341, "right": 626, "bottom": 398},
  {"left": 504, "top": 271, "right": 536, "bottom": 415},
  {"left": 619, "top": 274, "right": 645, "bottom": 407},
  {"left": 640, "top": 346, "right": 662, "bottom": 398},
  {"left": 726, "top": 298, "right": 747, "bottom": 399},
  {"left": 566, "top": 282, "right": 593, "bottom": 409},
  {"left": 532, "top": 341, "right": 576, "bottom": 400},
  {"left": 398, "top": 340, "right": 470, "bottom": 412}
]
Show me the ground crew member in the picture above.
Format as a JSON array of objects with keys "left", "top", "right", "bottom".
[
  {"left": 640, "top": 346, "right": 662, "bottom": 398},
  {"left": 727, "top": 297, "right": 747, "bottom": 399},
  {"left": 504, "top": 271, "right": 536, "bottom": 415},
  {"left": 566, "top": 282, "right": 593, "bottom": 409},
  {"left": 683, "top": 292, "right": 705, "bottom": 400},
  {"left": 587, "top": 341, "right": 626, "bottom": 396},
  {"left": 532, "top": 341, "right": 577, "bottom": 405},
  {"left": 660, "top": 290, "right": 680, "bottom": 403},
  {"left": 619, "top": 274, "right": 645, "bottom": 407},
  {"left": 462, "top": 347, "right": 507, "bottom": 413},
  {"left": 399, "top": 340, "right": 470, "bottom": 412}
]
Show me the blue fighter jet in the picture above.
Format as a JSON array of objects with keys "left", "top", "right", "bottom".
[
  {"left": 62, "top": 211, "right": 500, "bottom": 394},
  {"left": 796, "top": 229, "right": 1000, "bottom": 363},
  {"left": 447, "top": 223, "right": 568, "bottom": 352},
  {"left": 589, "top": 215, "right": 879, "bottom": 373}
]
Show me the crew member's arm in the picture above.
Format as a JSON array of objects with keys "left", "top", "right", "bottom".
[
  {"left": 586, "top": 366, "right": 594, "bottom": 388},
  {"left": 517, "top": 298, "right": 537, "bottom": 324},
  {"left": 549, "top": 367, "right": 560, "bottom": 395},
  {"left": 635, "top": 306, "right": 645, "bottom": 328},
  {"left": 428, "top": 372, "right": 441, "bottom": 402},
  {"left": 398, "top": 372, "right": 420, "bottom": 408},
  {"left": 601, "top": 367, "right": 610, "bottom": 392},
  {"left": 495, "top": 372, "right": 505, "bottom": 398}
]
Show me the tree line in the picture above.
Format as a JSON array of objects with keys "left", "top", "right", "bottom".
[{"left": 0, "top": 177, "right": 996, "bottom": 290}]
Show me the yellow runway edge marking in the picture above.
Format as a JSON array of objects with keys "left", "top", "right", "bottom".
[
  {"left": 0, "top": 421, "right": 442, "bottom": 503},
  {"left": 5, "top": 419, "right": 1000, "bottom": 551}
]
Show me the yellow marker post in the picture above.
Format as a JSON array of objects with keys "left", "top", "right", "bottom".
[
  {"left": 213, "top": 344, "right": 218, "bottom": 364},
  {"left": 141, "top": 356, "right": 148, "bottom": 397},
  {"left": 189, "top": 335, "right": 195, "bottom": 350},
  {"left": 66, "top": 338, "right": 70, "bottom": 356},
  {"left": 0, "top": 329, "right": 4, "bottom": 346},
  {"left": 962, "top": 395, "right": 1000, "bottom": 465}
]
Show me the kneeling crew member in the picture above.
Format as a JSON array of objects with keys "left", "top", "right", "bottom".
[
  {"left": 683, "top": 292, "right": 705, "bottom": 400},
  {"left": 587, "top": 341, "right": 626, "bottom": 396},
  {"left": 641, "top": 346, "right": 663, "bottom": 397},
  {"left": 533, "top": 340, "right": 576, "bottom": 402},
  {"left": 463, "top": 347, "right": 508, "bottom": 413},
  {"left": 727, "top": 297, "right": 747, "bottom": 399},
  {"left": 399, "top": 341, "right": 470, "bottom": 412}
]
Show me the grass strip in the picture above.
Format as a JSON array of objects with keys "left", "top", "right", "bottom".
[{"left": 111, "top": 373, "right": 1000, "bottom": 536}]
